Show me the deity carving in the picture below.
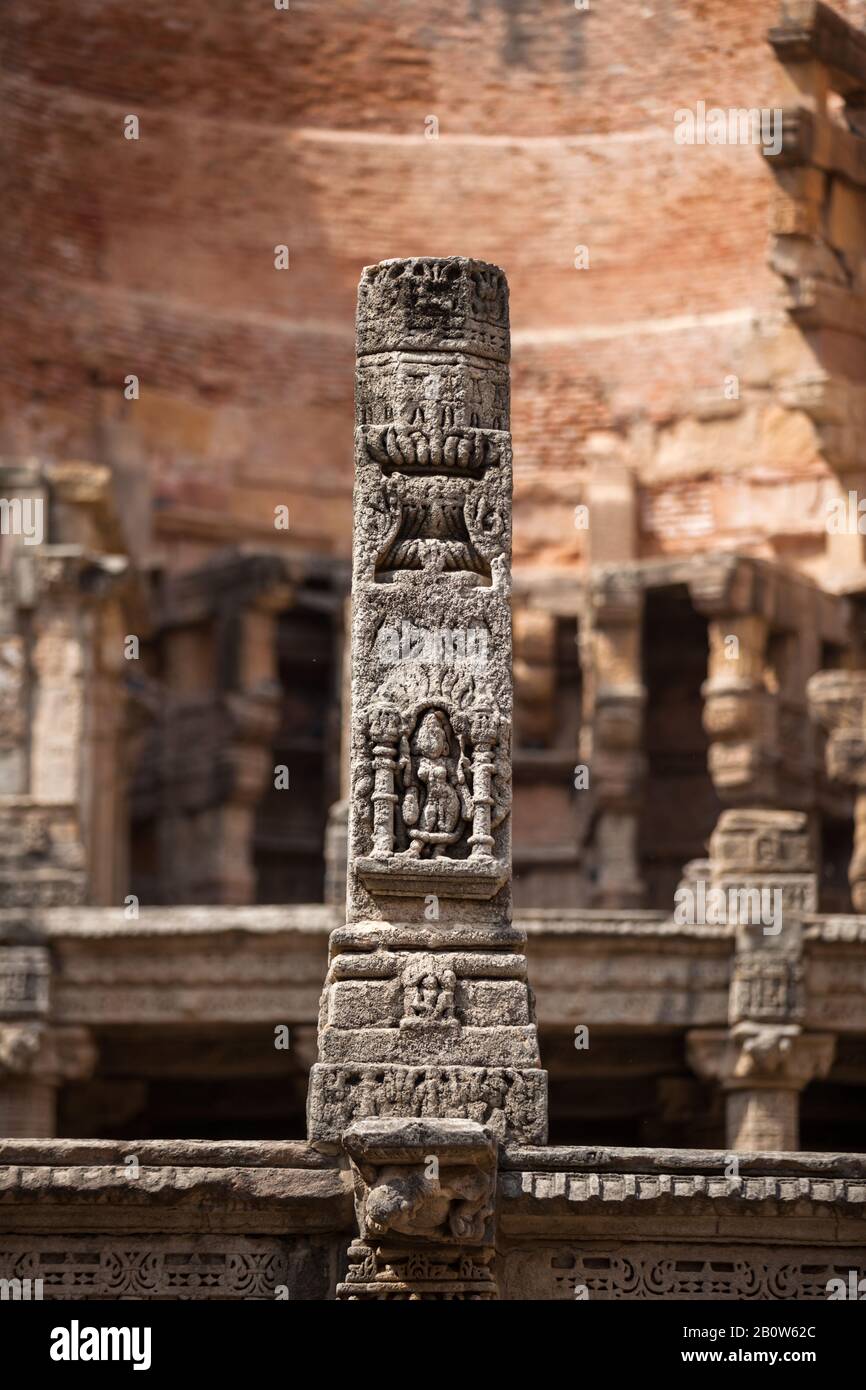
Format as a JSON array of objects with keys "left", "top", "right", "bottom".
[
  {"left": 360, "top": 698, "right": 510, "bottom": 865},
  {"left": 401, "top": 955, "right": 458, "bottom": 1027},
  {"left": 400, "top": 710, "right": 472, "bottom": 858}
]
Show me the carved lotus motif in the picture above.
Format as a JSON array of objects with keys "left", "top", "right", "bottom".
[{"left": 363, "top": 426, "right": 499, "bottom": 477}]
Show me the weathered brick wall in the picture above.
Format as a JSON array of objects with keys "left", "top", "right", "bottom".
[{"left": 4, "top": 0, "right": 866, "bottom": 573}]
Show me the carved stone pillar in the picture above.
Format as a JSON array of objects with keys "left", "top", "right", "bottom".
[
  {"left": 0, "top": 462, "right": 134, "bottom": 910},
  {"left": 808, "top": 671, "right": 866, "bottom": 909},
  {"left": 687, "top": 1025, "right": 834, "bottom": 1151},
  {"left": 0, "top": 1023, "right": 96, "bottom": 1138},
  {"left": 689, "top": 556, "right": 833, "bottom": 817},
  {"left": 688, "top": 808, "right": 834, "bottom": 1150},
  {"left": 338, "top": 1118, "right": 497, "bottom": 1300},
  {"left": 0, "top": 941, "right": 95, "bottom": 1137},
  {"left": 138, "top": 557, "right": 289, "bottom": 904},
  {"left": 513, "top": 606, "right": 556, "bottom": 747},
  {"left": 581, "top": 571, "right": 646, "bottom": 908},
  {"left": 702, "top": 612, "right": 776, "bottom": 803},
  {"left": 307, "top": 259, "right": 547, "bottom": 1297}
]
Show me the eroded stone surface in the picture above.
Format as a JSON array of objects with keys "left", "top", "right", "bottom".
[{"left": 307, "top": 260, "right": 546, "bottom": 1159}]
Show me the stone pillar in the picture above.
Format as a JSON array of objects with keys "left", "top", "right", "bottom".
[
  {"left": 687, "top": 1026, "right": 834, "bottom": 1152},
  {"left": 513, "top": 606, "right": 556, "bottom": 747},
  {"left": 217, "top": 593, "right": 285, "bottom": 903},
  {"left": 808, "top": 671, "right": 866, "bottom": 909},
  {"left": 0, "top": 942, "right": 95, "bottom": 1137},
  {"left": 580, "top": 570, "right": 646, "bottom": 907},
  {"left": 689, "top": 545, "right": 831, "bottom": 822},
  {"left": 0, "top": 461, "right": 134, "bottom": 910},
  {"left": 687, "top": 809, "right": 834, "bottom": 1150},
  {"left": 307, "top": 258, "right": 547, "bottom": 1299},
  {"left": 147, "top": 560, "right": 288, "bottom": 904},
  {"left": 702, "top": 611, "right": 776, "bottom": 804}
]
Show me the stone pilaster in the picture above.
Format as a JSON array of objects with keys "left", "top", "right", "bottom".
[
  {"left": 0, "top": 461, "right": 137, "bottom": 910},
  {"left": 306, "top": 259, "right": 546, "bottom": 1295}
]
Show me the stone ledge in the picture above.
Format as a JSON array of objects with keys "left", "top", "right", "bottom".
[
  {"left": 6, "top": 906, "right": 341, "bottom": 938},
  {"left": 356, "top": 856, "right": 509, "bottom": 900},
  {"left": 0, "top": 1138, "right": 338, "bottom": 1168},
  {"left": 501, "top": 1145, "right": 866, "bottom": 1178},
  {"left": 0, "top": 1156, "right": 353, "bottom": 1235}
]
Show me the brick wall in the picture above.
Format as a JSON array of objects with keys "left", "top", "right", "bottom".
[{"left": 4, "top": 0, "right": 866, "bottom": 573}]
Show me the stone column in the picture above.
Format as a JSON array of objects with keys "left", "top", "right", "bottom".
[
  {"left": 689, "top": 556, "right": 830, "bottom": 817},
  {"left": 702, "top": 610, "right": 775, "bottom": 803},
  {"left": 687, "top": 809, "right": 834, "bottom": 1150},
  {"left": 580, "top": 570, "right": 646, "bottom": 908},
  {"left": 0, "top": 943, "right": 96, "bottom": 1137},
  {"left": 687, "top": 1026, "right": 834, "bottom": 1151},
  {"left": 808, "top": 671, "right": 866, "bottom": 909},
  {"left": 306, "top": 258, "right": 547, "bottom": 1299}
]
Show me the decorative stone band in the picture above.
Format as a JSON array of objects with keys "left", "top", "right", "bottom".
[
  {"left": 507, "top": 1169, "right": 865, "bottom": 1206},
  {"left": 308, "top": 1064, "right": 547, "bottom": 1147},
  {"left": 505, "top": 1244, "right": 866, "bottom": 1301}
]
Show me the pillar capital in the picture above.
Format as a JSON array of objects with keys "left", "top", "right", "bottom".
[
  {"left": 688, "top": 1024, "right": 835, "bottom": 1151},
  {"left": 0, "top": 1022, "right": 96, "bottom": 1087},
  {"left": 688, "top": 1025, "right": 835, "bottom": 1093},
  {"left": 0, "top": 1022, "right": 96, "bottom": 1139}
]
